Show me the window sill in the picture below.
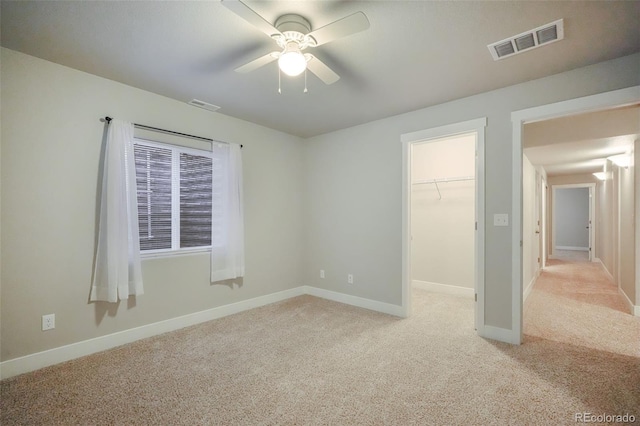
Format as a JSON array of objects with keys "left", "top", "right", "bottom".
[{"left": 141, "top": 247, "right": 211, "bottom": 260}]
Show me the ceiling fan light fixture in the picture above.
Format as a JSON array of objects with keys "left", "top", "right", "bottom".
[{"left": 278, "top": 42, "right": 307, "bottom": 76}]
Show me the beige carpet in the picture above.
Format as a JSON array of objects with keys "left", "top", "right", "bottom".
[{"left": 2, "top": 261, "right": 639, "bottom": 425}]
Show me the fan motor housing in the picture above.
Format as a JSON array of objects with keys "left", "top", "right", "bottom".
[{"left": 275, "top": 14, "right": 312, "bottom": 35}]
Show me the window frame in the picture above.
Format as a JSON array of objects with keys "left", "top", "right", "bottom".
[{"left": 133, "top": 137, "right": 214, "bottom": 259}]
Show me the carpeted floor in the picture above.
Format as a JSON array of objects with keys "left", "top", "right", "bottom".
[{"left": 2, "top": 260, "right": 639, "bottom": 425}]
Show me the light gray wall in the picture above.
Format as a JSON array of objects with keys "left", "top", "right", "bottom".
[
  {"left": 0, "top": 48, "right": 305, "bottom": 361},
  {"left": 2, "top": 48, "right": 639, "bottom": 362},
  {"left": 303, "top": 53, "right": 640, "bottom": 330},
  {"left": 555, "top": 188, "right": 590, "bottom": 249}
]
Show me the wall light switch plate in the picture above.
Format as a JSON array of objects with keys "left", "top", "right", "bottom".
[{"left": 494, "top": 213, "right": 509, "bottom": 227}]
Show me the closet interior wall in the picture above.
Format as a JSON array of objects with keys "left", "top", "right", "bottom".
[{"left": 411, "top": 134, "right": 476, "bottom": 291}]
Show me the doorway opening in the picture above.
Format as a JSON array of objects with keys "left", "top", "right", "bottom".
[
  {"left": 401, "top": 118, "right": 486, "bottom": 334},
  {"left": 550, "top": 184, "right": 595, "bottom": 262},
  {"left": 512, "top": 85, "right": 640, "bottom": 344}
]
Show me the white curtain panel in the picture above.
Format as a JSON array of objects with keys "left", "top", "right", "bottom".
[
  {"left": 90, "top": 119, "right": 144, "bottom": 302},
  {"left": 211, "top": 143, "right": 245, "bottom": 282}
]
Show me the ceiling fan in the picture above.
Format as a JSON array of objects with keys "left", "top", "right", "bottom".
[{"left": 221, "top": 0, "right": 370, "bottom": 85}]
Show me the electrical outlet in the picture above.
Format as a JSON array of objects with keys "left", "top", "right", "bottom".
[
  {"left": 347, "top": 274, "right": 354, "bottom": 284},
  {"left": 320, "top": 269, "right": 325, "bottom": 279},
  {"left": 42, "top": 314, "right": 55, "bottom": 331}
]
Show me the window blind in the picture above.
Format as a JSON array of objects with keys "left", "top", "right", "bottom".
[
  {"left": 134, "top": 144, "right": 173, "bottom": 251},
  {"left": 180, "top": 153, "right": 213, "bottom": 248}
]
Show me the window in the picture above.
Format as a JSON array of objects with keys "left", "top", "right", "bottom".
[{"left": 134, "top": 140, "right": 213, "bottom": 254}]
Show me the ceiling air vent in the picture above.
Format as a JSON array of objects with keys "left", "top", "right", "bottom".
[
  {"left": 488, "top": 19, "right": 564, "bottom": 61},
  {"left": 188, "top": 99, "right": 221, "bottom": 112}
]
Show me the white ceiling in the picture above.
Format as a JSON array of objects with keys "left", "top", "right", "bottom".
[
  {"left": 524, "top": 105, "right": 639, "bottom": 176},
  {"left": 2, "top": 1, "right": 639, "bottom": 138}
]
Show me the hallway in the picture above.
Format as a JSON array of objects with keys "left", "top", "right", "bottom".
[{"left": 524, "top": 258, "right": 639, "bottom": 357}]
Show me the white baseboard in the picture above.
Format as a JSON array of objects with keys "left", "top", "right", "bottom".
[
  {"left": 594, "top": 258, "right": 615, "bottom": 283},
  {"left": 0, "top": 286, "right": 408, "bottom": 380},
  {"left": 618, "top": 287, "right": 639, "bottom": 317},
  {"left": 480, "top": 325, "right": 520, "bottom": 345},
  {"left": 303, "top": 286, "right": 405, "bottom": 317},
  {"left": 524, "top": 273, "right": 538, "bottom": 302},
  {"left": 0, "top": 287, "right": 306, "bottom": 380},
  {"left": 412, "top": 280, "right": 474, "bottom": 298},
  {"left": 555, "top": 246, "right": 589, "bottom": 251}
]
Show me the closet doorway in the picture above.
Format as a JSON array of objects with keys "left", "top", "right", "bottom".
[{"left": 401, "top": 118, "right": 485, "bottom": 334}]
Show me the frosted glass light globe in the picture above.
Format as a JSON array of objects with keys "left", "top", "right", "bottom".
[{"left": 278, "top": 43, "right": 307, "bottom": 76}]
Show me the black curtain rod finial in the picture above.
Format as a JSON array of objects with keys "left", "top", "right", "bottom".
[{"left": 104, "top": 116, "right": 112, "bottom": 123}]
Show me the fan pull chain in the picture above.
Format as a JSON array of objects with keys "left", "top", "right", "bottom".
[
  {"left": 278, "top": 67, "right": 282, "bottom": 94},
  {"left": 304, "top": 69, "right": 308, "bottom": 94}
]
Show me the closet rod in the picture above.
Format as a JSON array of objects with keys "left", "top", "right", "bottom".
[
  {"left": 103, "top": 116, "right": 242, "bottom": 148},
  {"left": 412, "top": 175, "right": 474, "bottom": 185}
]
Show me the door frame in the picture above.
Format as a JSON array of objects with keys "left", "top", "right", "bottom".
[
  {"left": 511, "top": 85, "right": 640, "bottom": 344},
  {"left": 401, "top": 117, "right": 486, "bottom": 333},
  {"left": 541, "top": 176, "right": 548, "bottom": 269},
  {"left": 550, "top": 183, "right": 596, "bottom": 261}
]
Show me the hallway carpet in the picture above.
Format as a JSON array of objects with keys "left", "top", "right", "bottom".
[{"left": 2, "top": 261, "right": 639, "bottom": 425}]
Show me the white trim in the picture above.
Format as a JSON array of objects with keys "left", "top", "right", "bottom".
[
  {"left": 401, "top": 117, "right": 487, "bottom": 338},
  {"left": 479, "top": 325, "right": 519, "bottom": 344},
  {"left": 512, "top": 115, "right": 524, "bottom": 345},
  {"left": 511, "top": 85, "right": 640, "bottom": 346},
  {"left": 400, "top": 118, "right": 487, "bottom": 144},
  {"left": 0, "top": 286, "right": 407, "bottom": 380},
  {"left": 304, "top": 286, "right": 406, "bottom": 317},
  {"left": 0, "top": 287, "right": 305, "bottom": 380},
  {"left": 412, "top": 280, "right": 474, "bottom": 298},
  {"left": 618, "top": 287, "right": 638, "bottom": 316},
  {"left": 555, "top": 246, "right": 589, "bottom": 252},
  {"left": 595, "top": 257, "right": 615, "bottom": 283},
  {"left": 523, "top": 271, "right": 539, "bottom": 301}
]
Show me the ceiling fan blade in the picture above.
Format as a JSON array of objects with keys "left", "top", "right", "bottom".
[
  {"left": 306, "top": 55, "right": 340, "bottom": 85},
  {"left": 221, "top": 0, "right": 282, "bottom": 38},
  {"left": 235, "top": 52, "right": 279, "bottom": 73},
  {"left": 307, "top": 12, "right": 370, "bottom": 46}
]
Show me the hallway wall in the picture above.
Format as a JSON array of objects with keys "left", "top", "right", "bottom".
[
  {"left": 618, "top": 156, "right": 636, "bottom": 306},
  {"left": 596, "top": 162, "right": 618, "bottom": 282}
]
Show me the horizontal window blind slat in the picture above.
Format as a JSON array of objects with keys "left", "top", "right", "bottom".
[{"left": 180, "top": 153, "right": 212, "bottom": 248}]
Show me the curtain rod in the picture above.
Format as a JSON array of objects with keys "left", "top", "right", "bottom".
[{"left": 103, "top": 117, "right": 242, "bottom": 148}]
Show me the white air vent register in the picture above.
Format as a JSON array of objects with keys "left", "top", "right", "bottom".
[
  {"left": 188, "top": 99, "right": 221, "bottom": 112},
  {"left": 488, "top": 19, "right": 564, "bottom": 61}
]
